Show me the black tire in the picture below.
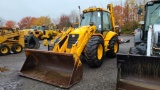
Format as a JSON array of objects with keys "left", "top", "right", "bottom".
[
  {"left": 25, "top": 35, "right": 40, "bottom": 49},
  {"left": 106, "top": 36, "right": 119, "bottom": 58},
  {"left": 11, "top": 44, "right": 23, "bottom": 54},
  {"left": 84, "top": 36, "right": 104, "bottom": 68},
  {"left": 0, "top": 44, "right": 10, "bottom": 55}
]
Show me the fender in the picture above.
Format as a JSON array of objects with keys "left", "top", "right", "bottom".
[{"left": 104, "top": 31, "right": 117, "bottom": 41}]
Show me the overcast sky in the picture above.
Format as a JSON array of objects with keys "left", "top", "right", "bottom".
[{"left": 0, "top": 0, "right": 124, "bottom": 22}]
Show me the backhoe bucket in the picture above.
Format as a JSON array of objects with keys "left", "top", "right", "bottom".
[
  {"left": 19, "top": 49, "right": 83, "bottom": 88},
  {"left": 116, "top": 53, "right": 160, "bottom": 90}
]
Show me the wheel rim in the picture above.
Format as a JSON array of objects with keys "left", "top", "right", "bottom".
[
  {"left": 16, "top": 46, "right": 22, "bottom": 52},
  {"left": 1, "top": 47, "right": 8, "bottom": 54},
  {"left": 97, "top": 44, "right": 103, "bottom": 60},
  {"left": 114, "top": 42, "right": 118, "bottom": 53}
]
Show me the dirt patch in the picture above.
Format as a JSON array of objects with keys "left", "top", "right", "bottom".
[{"left": 0, "top": 67, "right": 9, "bottom": 72}]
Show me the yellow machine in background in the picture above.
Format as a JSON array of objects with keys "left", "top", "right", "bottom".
[
  {"left": 0, "top": 27, "right": 24, "bottom": 55},
  {"left": 32, "top": 26, "right": 44, "bottom": 39},
  {"left": 43, "top": 26, "right": 68, "bottom": 46},
  {"left": 43, "top": 22, "right": 79, "bottom": 46},
  {"left": 31, "top": 25, "right": 58, "bottom": 40},
  {"left": 20, "top": 26, "right": 36, "bottom": 36},
  {"left": 0, "top": 27, "right": 40, "bottom": 56},
  {"left": 41, "top": 25, "right": 58, "bottom": 39},
  {"left": 20, "top": 4, "right": 119, "bottom": 88}
]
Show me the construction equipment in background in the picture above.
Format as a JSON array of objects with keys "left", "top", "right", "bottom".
[
  {"left": 72, "top": 22, "right": 79, "bottom": 28},
  {"left": 117, "top": 1, "right": 160, "bottom": 90},
  {"left": 20, "top": 26, "right": 36, "bottom": 36},
  {"left": 0, "top": 27, "right": 40, "bottom": 56},
  {"left": 43, "top": 22, "right": 80, "bottom": 46},
  {"left": 41, "top": 25, "right": 58, "bottom": 39},
  {"left": 32, "top": 25, "right": 58, "bottom": 40},
  {"left": 115, "top": 25, "right": 121, "bottom": 36},
  {"left": 32, "top": 26, "right": 45, "bottom": 40},
  {"left": 19, "top": 4, "right": 119, "bottom": 88}
]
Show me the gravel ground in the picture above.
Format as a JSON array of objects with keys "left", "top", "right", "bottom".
[{"left": 0, "top": 35, "right": 134, "bottom": 90}]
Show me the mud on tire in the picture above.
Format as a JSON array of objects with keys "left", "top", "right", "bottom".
[{"left": 84, "top": 36, "right": 104, "bottom": 68}]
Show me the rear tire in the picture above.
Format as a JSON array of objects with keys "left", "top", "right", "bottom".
[
  {"left": 106, "top": 36, "right": 119, "bottom": 58},
  {"left": 11, "top": 43, "right": 23, "bottom": 54},
  {"left": 84, "top": 36, "right": 104, "bottom": 68},
  {"left": 0, "top": 44, "right": 10, "bottom": 55}
]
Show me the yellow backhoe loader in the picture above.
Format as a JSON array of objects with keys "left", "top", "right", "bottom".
[
  {"left": 19, "top": 4, "right": 119, "bottom": 88},
  {"left": 0, "top": 27, "right": 40, "bottom": 56},
  {"left": 117, "top": 1, "right": 160, "bottom": 90}
]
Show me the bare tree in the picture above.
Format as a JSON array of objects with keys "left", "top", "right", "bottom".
[
  {"left": 69, "top": 10, "right": 78, "bottom": 23},
  {"left": 0, "top": 17, "right": 5, "bottom": 27},
  {"left": 52, "top": 17, "right": 60, "bottom": 25}
]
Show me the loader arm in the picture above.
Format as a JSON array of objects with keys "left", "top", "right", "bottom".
[
  {"left": 54, "top": 25, "right": 97, "bottom": 57},
  {"left": 53, "top": 27, "right": 74, "bottom": 52},
  {"left": 70, "top": 26, "right": 97, "bottom": 57}
]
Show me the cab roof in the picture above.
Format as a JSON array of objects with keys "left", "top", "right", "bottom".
[{"left": 83, "top": 7, "right": 110, "bottom": 13}]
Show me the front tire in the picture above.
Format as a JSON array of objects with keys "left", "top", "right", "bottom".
[
  {"left": 84, "top": 36, "right": 104, "bottom": 68},
  {"left": 0, "top": 44, "right": 10, "bottom": 55}
]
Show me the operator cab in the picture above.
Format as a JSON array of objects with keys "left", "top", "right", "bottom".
[
  {"left": 81, "top": 7, "right": 113, "bottom": 35},
  {"left": 140, "top": 1, "right": 160, "bottom": 41}
]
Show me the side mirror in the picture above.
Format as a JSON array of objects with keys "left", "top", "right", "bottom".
[
  {"left": 137, "top": 7, "right": 142, "bottom": 15},
  {"left": 81, "top": 14, "right": 85, "bottom": 19}
]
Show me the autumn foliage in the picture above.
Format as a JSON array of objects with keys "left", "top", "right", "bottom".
[
  {"left": 3, "top": 0, "right": 148, "bottom": 34},
  {"left": 18, "top": 16, "right": 36, "bottom": 29},
  {"left": 32, "top": 16, "right": 52, "bottom": 26},
  {"left": 58, "top": 14, "right": 71, "bottom": 29},
  {"left": 5, "top": 20, "right": 16, "bottom": 28}
]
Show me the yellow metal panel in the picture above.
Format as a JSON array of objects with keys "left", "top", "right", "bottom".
[{"left": 104, "top": 31, "right": 117, "bottom": 51}]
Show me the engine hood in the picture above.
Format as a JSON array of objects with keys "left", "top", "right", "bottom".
[{"left": 69, "top": 26, "right": 90, "bottom": 35}]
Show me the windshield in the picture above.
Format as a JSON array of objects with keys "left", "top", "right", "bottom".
[
  {"left": 36, "top": 26, "right": 45, "bottom": 31},
  {"left": 81, "top": 11, "right": 101, "bottom": 30},
  {"left": 145, "top": 3, "right": 160, "bottom": 31},
  {"left": 30, "top": 26, "right": 36, "bottom": 29}
]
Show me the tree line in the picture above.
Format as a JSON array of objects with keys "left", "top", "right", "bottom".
[{"left": 0, "top": 0, "right": 149, "bottom": 33}]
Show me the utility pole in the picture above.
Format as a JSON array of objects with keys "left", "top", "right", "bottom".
[{"left": 121, "top": 0, "right": 123, "bottom": 27}]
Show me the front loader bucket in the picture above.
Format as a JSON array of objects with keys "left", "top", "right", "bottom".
[
  {"left": 19, "top": 49, "right": 83, "bottom": 88},
  {"left": 116, "top": 53, "right": 160, "bottom": 90}
]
